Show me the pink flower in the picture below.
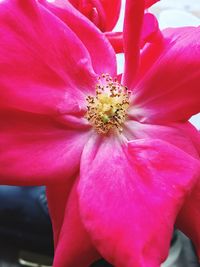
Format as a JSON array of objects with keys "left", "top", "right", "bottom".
[{"left": 0, "top": 0, "right": 200, "bottom": 266}]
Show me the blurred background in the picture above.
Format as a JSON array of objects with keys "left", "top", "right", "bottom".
[{"left": 151, "top": 0, "right": 200, "bottom": 18}]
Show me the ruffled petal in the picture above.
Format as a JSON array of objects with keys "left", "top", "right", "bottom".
[
  {"left": 140, "top": 13, "right": 160, "bottom": 48},
  {"left": 95, "top": 0, "right": 121, "bottom": 31},
  {"left": 68, "top": 0, "right": 154, "bottom": 28},
  {"left": 38, "top": 0, "right": 117, "bottom": 76},
  {"left": 124, "top": 120, "right": 200, "bottom": 158},
  {"left": 78, "top": 136, "right": 200, "bottom": 267},
  {"left": 104, "top": 32, "right": 123, "bottom": 54},
  {"left": 67, "top": 0, "right": 121, "bottom": 31},
  {"left": 0, "top": 109, "right": 89, "bottom": 185},
  {"left": 132, "top": 27, "right": 200, "bottom": 123},
  {"left": 0, "top": 0, "right": 97, "bottom": 116},
  {"left": 53, "top": 180, "right": 100, "bottom": 267},
  {"left": 131, "top": 35, "right": 165, "bottom": 87},
  {"left": 105, "top": 13, "right": 160, "bottom": 54},
  {"left": 176, "top": 130, "right": 200, "bottom": 259}
]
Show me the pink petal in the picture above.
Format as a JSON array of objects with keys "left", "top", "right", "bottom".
[
  {"left": 140, "top": 13, "right": 160, "bottom": 48},
  {"left": 0, "top": 0, "right": 97, "bottom": 115},
  {"left": 123, "top": 0, "right": 145, "bottom": 87},
  {"left": 0, "top": 110, "right": 89, "bottom": 185},
  {"left": 38, "top": 0, "right": 117, "bottom": 76},
  {"left": 78, "top": 136, "right": 200, "bottom": 266},
  {"left": 132, "top": 27, "right": 200, "bottom": 123},
  {"left": 104, "top": 32, "right": 123, "bottom": 54},
  {"left": 105, "top": 14, "right": 160, "bottom": 54},
  {"left": 124, "top": 120, "right": 200, "bottom": 158},
  {"left": 176, "top": 130, "right": 200, "bottom": 258},
  {"left": 46, "top": 182, "right": 74, "bottom": 248},
  {"left": 96, "top": 0, "right": 121, "bottom": 31},
  {"left": 176, "top": 179, "right": 200, "bottom": 260},
  {"left": 53, "top": 180, "right": 100, "bottom": 267},
  {"left": 68, "top": 0, "right": 121, "bottom": 31},
  {"left": 132, "top": 35, "right": 165, "bottom": 87}
]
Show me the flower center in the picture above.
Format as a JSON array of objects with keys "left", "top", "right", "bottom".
[{"left": 86, "top": 74, "right": 130, "bottom": 134}]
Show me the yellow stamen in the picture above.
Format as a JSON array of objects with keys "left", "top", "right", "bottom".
[{"left": 86, "top": 74, "right": 130, "bottom": 134}]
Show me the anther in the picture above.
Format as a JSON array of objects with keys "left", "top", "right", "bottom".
[{"left": 85, "top": 74, "right": 131, "bottom": 134}]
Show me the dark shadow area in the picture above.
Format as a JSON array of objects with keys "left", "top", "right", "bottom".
[{"left": 91, "top": 259, "right": 113, "bottom": 267}]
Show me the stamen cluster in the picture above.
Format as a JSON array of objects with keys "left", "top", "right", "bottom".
[{"left": 86, "top": 74, "right": 130, "bottom": 134}]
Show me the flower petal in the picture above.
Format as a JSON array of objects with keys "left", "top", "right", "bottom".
[
  {"left": 95, "top": 0, "right": 121, "bottom": 31},
  {"left": 123, "top": 0, "right": 145, "bottom": 87},
  {"left": 124, "top": 120, "right": 200, "bottom": 158},
  {"left": 67, "top": 0, "right": 121, "bottom": 31},
  {"left": 104, "top": 32, "right": 123, "bottom": 54},
  {"left": 53, "top": 180, "right": 100, "bottom": 267},
  {"left": 78, "top": 136, "right": 200, "bottom": 266},
  {"left": 46, "top": 182, "right": 74, "bottom": 248},
  {"left": 0, "top": 0, "right": 97, "bottom": 116},
  {"left": 132, "top": 27, "right": 200, "bottom": 123},
  {"left": 140, "top": 13, "right": 160, "bottom": 48},
  {"left": 69, "top": 0, "right": 121, "bottom": 31},
  {"left": 39, "top": 0, "right": 117, "bottom": 76},
  {"left": 176, "top": 179, "right": 200, "bottom": 260},
  {"left": 0, "top": 109, "right": 89, "bottom": 185},
  {"left": 176, "top": 131, "right": 200, "bottom": 259},
  {"left": 105, "top": 13, "right": 160, "bottom": 54},
  {"left": 132, "top": 35, "right": 164, "bottom": 87}
]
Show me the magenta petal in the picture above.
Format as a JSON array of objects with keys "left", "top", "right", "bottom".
[
  {"left": 132, "top": 37, "right": 164, "bottom": 88},
  {"left": 53, "top": 180, "right": 100, "bottom": 267},
  {"left": 133, "top": 27, "right": 200, "bottom": 123},
  {"left": 0, "top": 0, "right": 97, "bottom": 115},
  {"left": 175, "top": 130, "right": 200, "bottom": 258},
  {"left": 39, "top": 0, "right": 117, "bottom": 76},
  {"left": 105, "top": 32, "right": 123, "bottom": 54},
  {"left": 176, "top": 180, "right": 200, "bottom": 259},
  {"left": 78, "top": 137, "right": 200, "bottom": 266},
  {"left": 96, "top": 0, "right": 121, "bottom": 31},
  {"left": 46, "top": 182, "right": 74, "bottom": 248},
  {"left": 105, "top": 14, "right": 160, "bottom": 54},
  {"left": 124, "top": 120, "right": 200, "bottom": 158},
  {"left": 123, "top": 0, "right": 145, "bottom": 87},
  {"left": 69, "top": 0, "right": 121, "bottom": 31},
  {"left": 0, "top": 110, "right": 89, "bottom": 185},
  {"left": 140, "top": 13, "right": 160, "bottom": 48}
]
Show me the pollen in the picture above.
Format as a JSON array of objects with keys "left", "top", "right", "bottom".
[{"left": 86, "top": 74, "right": 130, "bottom": 134}]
